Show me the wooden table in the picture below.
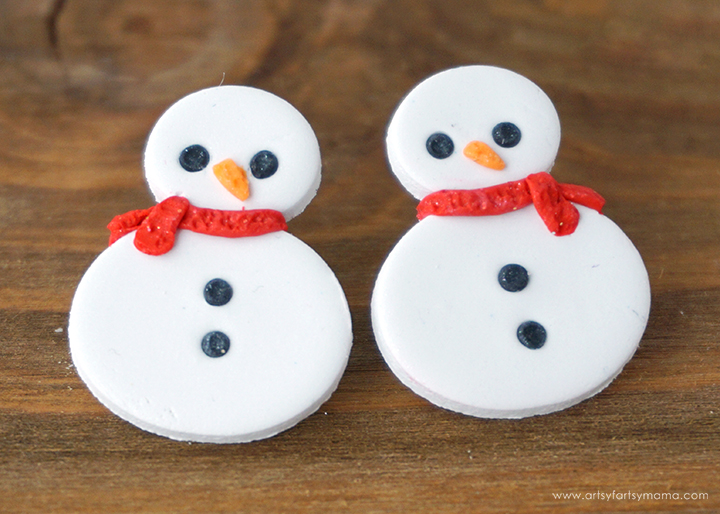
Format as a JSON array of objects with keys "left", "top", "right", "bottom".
[{"left": 1, "top": 1, "right": 718, "bottom": 512}]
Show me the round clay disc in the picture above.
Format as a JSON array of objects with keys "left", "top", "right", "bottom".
[
  {"left": 70, "top": 230, "right": 352, "bottom": 442},
  {"left": 371, "top": 207, "right": 650, "bottom": 418}
]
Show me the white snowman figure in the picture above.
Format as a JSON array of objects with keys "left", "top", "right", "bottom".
[
  {"left": 372, "top": 66, "right": 651, "bottom": 418},
  {"left": 69, "top": 86, "right": 353, "bottom": 442}
]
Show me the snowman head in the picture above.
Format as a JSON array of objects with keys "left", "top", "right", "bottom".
[
  {"left": 144, "top": 86, "right": 321, "bottom": 220},
  {"left": 386, "top": 66, "right": 561, "bottom": 199}
]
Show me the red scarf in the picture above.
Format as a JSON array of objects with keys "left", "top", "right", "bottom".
[
  {"left": 108, "top": 196, "right": 287, "bottom": 255},
  {"left": 417, "top": 172, "right": 605, "bottom": 236}
]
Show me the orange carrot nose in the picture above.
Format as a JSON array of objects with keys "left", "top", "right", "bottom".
[
  {"left": 463, "top": 141, "right": 506, "bottom": 170},
  {"left": 213, "top": 159, "right": 250, "bottom": 201}
]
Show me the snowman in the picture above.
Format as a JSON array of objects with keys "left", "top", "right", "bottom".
[
  {"left": 69, "top": 86, "right": 353, "bottom": 442},
  {"left": 371, "top": 66, "right": 651, "bottom": 418}
]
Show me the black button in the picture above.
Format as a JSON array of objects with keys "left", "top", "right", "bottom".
[
  {"left": 517, "top": 321, "right": 546, "bottom": 349},
  {"left": 204, "top": 278, "right": 233, "bottom": 306},
  {"left": 498, "top": 264, "right": 529, "bottom": 292},
  {"left": 202, "top": 331, "right": 230, "bottom": 357}
]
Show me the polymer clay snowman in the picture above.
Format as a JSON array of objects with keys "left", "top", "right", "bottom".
[
  {"left": 69, "top": 86, "right": 352, "bottom": 442},
  {"left": 371, "top": 66, "right": 651, "bottom": 418}
]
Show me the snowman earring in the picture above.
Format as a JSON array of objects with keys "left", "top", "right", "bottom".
[
  {"left": 69, "top": 86, "right": 352, "bottom": 443},
  {"left": 371, "top": 65, "right": 651, "bottom": 418}
]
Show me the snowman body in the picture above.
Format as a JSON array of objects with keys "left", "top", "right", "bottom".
[
  {"left": 372, "top": 207, "right": 649, "bottom": 418},
  {"left": 71, "top": 230, "right": 351, "bottom": 442},
  {"left": 372, "top": 66, "right": 651, "bottom": 418},
  {"left": 69, "top": 86, "right": 352, "bottom": 442}
]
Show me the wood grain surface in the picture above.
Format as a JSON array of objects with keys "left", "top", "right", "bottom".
[{"left": 1, "top": 1, "right": 719, "bottom": 512}]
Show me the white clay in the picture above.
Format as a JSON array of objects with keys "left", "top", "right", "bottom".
[
  {"left": 372, "top": 66, "right": 651, "bottom": 418},
  {"left": 144, "top": 86, "right": 321, "bottom": 219},
  {"left": 69, "top": 86, "right": 352, "bottom": 442},
  {"left": 386, "top": 66, "right": 561, "bottom": 200}
]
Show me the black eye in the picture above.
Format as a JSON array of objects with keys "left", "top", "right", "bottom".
[
  {"left": 492, "top": 122, "right": 522, "bottom": 148},
  {"left": 250, "top": 150, "right": 279, "bottom": 179},
  {"left": 179, "top": 144, "right": 210, "bottom": 172},
  {"left": 426, "top": 133, "right": 454, "bottom": 159}
]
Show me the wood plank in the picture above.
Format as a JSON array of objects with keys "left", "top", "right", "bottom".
[{"left": 0, "top": 0, "right": 718, "bottom": 512}]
